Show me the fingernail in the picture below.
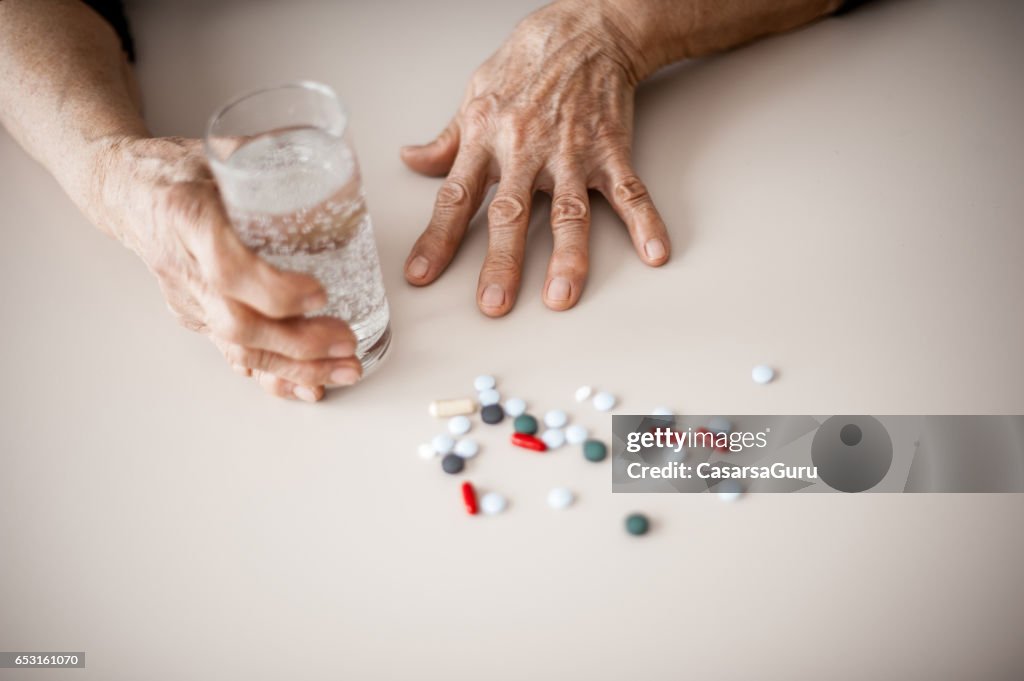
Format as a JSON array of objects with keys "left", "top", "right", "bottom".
[
  {"left": 231, "top": 364, "right": 250, "bottom": 377},
  {"left": 407, "top": 255, "right": 429, "bottom": 279},
  {"left": 644, "top": 238, "right": 666, "bottom": 261},
  {"left": 481, "top": 283, "right": 505, "bottom": 308},
  {"left": 304, "top": 293, "right": 328, "bottom": 313},
  {"left": 330, "top": 367, "right": 360, "bottom": 386},
  {"left": 547, "top": 277, "right": 571, "bottom": 302},
  {"left": 293, "top": 385, "right": 318, "bottom": 402},
  {"left": 328, "top": 343, "right": 353, "bottom": 358}
]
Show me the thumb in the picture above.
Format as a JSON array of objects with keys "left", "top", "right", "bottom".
[{"left": 400, "top": 119, "right": 459, "bottom": 177}]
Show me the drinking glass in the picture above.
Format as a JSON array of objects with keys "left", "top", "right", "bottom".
[{"left": 205, "top": 81, "right": 391, "bottom": 373}]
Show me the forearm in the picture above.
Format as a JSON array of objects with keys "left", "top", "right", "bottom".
[
  {"left": 598, "top": 0, "right": 844, "bottom": 80},
  {"left": 0, "top": 0, "right": 147, "bottom": 234}
]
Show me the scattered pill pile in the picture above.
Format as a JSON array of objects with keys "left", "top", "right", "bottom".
[{"left": 419, "top": 366, "right": 778, "bottom": 535}]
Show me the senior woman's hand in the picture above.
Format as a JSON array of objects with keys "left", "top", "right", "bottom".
[
  {"left": 401, "top": 0, "right": 671, "bottom": 316},
  {"left": 93, "top": 137, "right": 362, "bottom": 401}
]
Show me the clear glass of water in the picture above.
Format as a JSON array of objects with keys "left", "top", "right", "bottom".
[{"left": 204, "top": 81, "right": 391, "bottom": 374}]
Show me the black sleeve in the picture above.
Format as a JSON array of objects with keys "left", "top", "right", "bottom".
[
  {"left": 835, "top": 0, "right": 875, "bottom": 15},
  {"left": 80, "top": 0, "right": 135, "bottom": 61}
]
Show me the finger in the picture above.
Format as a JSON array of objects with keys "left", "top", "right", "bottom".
[
  {"left": 598, "top": 154, "right": 671, "bottom": 267},
  {"left": 253, "top": 369, "right": 324, "bottom": 403},
  {"left": 201, "top": 293, "right": 358, "bottom": 361},
  {"left": 404, "top": 145, "right": 492, "bottom": 286},
  {"left": 221, "top": 342, "right": 363, "bottom": 387},
  {"left": 544, "top": 173, "right": 591, "bottom": 311},
  {"left": 178, "top": 183, "right": 328, "bottom": 318},
  {"left": 477, "top": 167, "right": 536, "bottom": 317},
  {"left": 401, "top": 119, "right": 460, "bottom": 177}
]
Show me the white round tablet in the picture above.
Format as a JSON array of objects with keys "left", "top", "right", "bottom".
[
  {"left": 565, "top": 424, "right": 589, "bottom": 444},
  {"left": 473, "top": 374, "right": 496, "bottom": 391},
  {"left": 717, "top": 481, "right": 743, "bottom": 502},
  {"left": 504, "top": 397, "right": 527, "bottom": 417},
  {"left": 448, "top": 415, "right": 472, "bottom": 436},
  {"left": 651, "top": 406, "right": 674, "bottom": 416},
  {"left": 479, "top": 492, "right": 508, "bottom": 515},
  {"left": 454, "top": 438, "right": 479, "bottom": 458},
  {"left": 592, "top": 391, "right": 616, "bottom": 412},
  {"left": 478, "top": 388, "right": 501, "bottom": 406},
  {"left": 574, "top": 385, "right": 593, "bottom": 402},
  {"left": 541, "top": 428, "right": 566, "bottom": 449},
  {"left": 752, "top": 364, "right": 776, "bottom": 384},
  {"left": 417, "top": 443, "right": 437, "bottom": 460},
  {"left": 431, "top": 433, "right": 455, "bottom": 455},
  {"left": 547, "top": 487, "right": 575, "bottom": 510},
  {"left": 544, "top": 409, "right": 568, "bottom": 428}
]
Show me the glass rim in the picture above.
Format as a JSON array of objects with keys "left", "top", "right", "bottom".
[{"left": 202, "top": 80, "right": 348, "bottom": 164}]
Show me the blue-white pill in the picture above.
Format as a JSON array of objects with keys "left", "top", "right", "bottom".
[
  {"left": 504, "top": 398, "right": 527, "bottom": 417},
  {"left": 474, "top": 375, "right": 496, "bottom": 391},
  {"left": 544, "top": 409, "right": 568, "bottom": 428},
  {"left": 448, "top": 415, "right": 472, "bottom": 436},
  {"left": 431, "top": 433, "right": 456, "bottom": 455},
  {"left": 592, "top": 391, "right": 616, "bottom": 412},
  {"left": 541, "top": 428, "right": 566, "bottom": 449},
  {"left": 480, "top": 492, "right": 507, "bottom": 515},
  {"left": 717, "top": 480, "right": 743, "bottom": 502},
  {"left": 454, "top": 438, "right": 479, "bottom": 459},
  {"left": 752, "top": 364, "right": 776, "bottom": 384},
  {"left": 574, "top": 385, "right": 593, "bottom": 402},
  {"left": 547, "top": 487, "right": 575, "bottom": 510},
  {"left": 651, "top": 406, "right": 674, "bottom": 416},
  {"left": 478, "top": 388, "right": 501, "bottom": 406},
  {"left": 565, "top": 424, "right": 589, "bottom": 444},
  {"left": 418, "top": 443, "right": 437, "bottom": 460}
]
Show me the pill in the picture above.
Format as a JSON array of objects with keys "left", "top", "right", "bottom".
[
  {"left": 651, "top": 406, "right": 674, "bottom": 416},
  {"left": 544, "top": 409, "right": 568, "bottom": 428},
  {"left": 513, "top": 414, "right": 538, "bottom": 434},
  {"left": 432, "top": 433, "right": 456, "bottom": 455},
  {"left": 592, "top": 391, "right": 616, "bottom": 412},
  {"left": 541, "top": 428, "right": 566, "bottom": 449},
  {"left": 481, "top": 403, "right": 505, "bottom": 424},
  {"left": 582, "top": 439, "right": 607, "bottom": 462},
  {"left": 417, "top": 443, "right": 437, "bottom": 460},
  {"left": 461, "top": 481, "right": 478, "bottom": 515},
  {"left": 547, "top": 487, "right": 575, "bottom": 510},
  {"left": 479, "top": 492, "right": 508, "bottom": 515},
  {"left": 575, "top": 385, "right": 593, "bottom": 402},
  {"left": 454, "top": 438, "right": 479, "bottom": 459},
  {"left": 708, "top": 417, "right": 732, "bottom": 434},
  {"left": 624, "top": 513, "right": 650, "bottom": 536},
  {"left": 441, "top": 453, "right": 465, "bottom": 475},
  {"left": 429, "top": 397, "right": 476, "bottom": 418},
  {"left": 511, "top": 432, "right": 547, "bottom": 452},
  {"left": 448, "top": 415, "right": 472, "bottom": 436},
  {"left": 752, "top": 364, "right": 776, "bottom": 384},
  {"left": 565, "top": 424, "right": 589, "bottom": 444},
  {"left": 474, "top": 375, "right": 496, "bottom": 391},
  {"left": 504, "top": 397, "right": 527, "bottom": 417},
  {"left": 478, "top": 388, "right": 501, "bottom": 406},
  {"left": 717, "top": 480, "right": 743, "bottom": 502}
]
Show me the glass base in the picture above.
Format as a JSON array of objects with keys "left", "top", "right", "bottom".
[{"left": 358, "top": 321, "right": 392, "bottom": 377}]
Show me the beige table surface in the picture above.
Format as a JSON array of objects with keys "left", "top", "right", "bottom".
[{"left": 2, "top": 1, "right": 1023, "bottom": 679}]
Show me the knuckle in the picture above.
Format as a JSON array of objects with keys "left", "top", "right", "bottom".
[
  {"left": 436, "top": 177, "right": 471, "bottom": 208},
  {"left": 488, "top": 194, "right": 526, "bottom": 226},
  {"left": 551, "top": 193, "right": 589, "bottom": 232},
  {"left": 461, "top": 97, "right": 496, "bottom": 137},
  {"left": 613, "top": 176, "right": 651, "bottom": 208},
  {"left": 216, "top": 308, "right": 254, "bottom": 345}
]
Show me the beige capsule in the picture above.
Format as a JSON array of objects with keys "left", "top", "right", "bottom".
[{"left": 428, "top": 397, "right": 477, "bottom": 418}]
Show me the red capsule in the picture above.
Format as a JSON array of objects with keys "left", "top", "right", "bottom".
[
  {"left": 461, "top": 481, "right": 478, "bottom": 515},
  {"left": 511, "top": 432, "right": 547, "bottom": 452}
]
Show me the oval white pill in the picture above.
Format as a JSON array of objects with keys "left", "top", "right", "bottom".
[
  {"left": 431, "top": 433, "right": 455, "bottom": 455},
  {"left": 547, "top": 487, "right": 575, "bottom": 510},
  {"left": 480, "top": 492, "right": 507, "bottom": 515},
  {"left": 418, "top": 443, "right": 437, "bottom": 460},
  {"left": 651, "top": 406, "right": 674, "bottom": 416},
  {"left": 478, "top": 388, "right": 501, "bottom": 406},
  {"left": 474, "top": 375, "right": 496, "bottom": 391},
  {"left": 592, "top": 391, "right": 616, "bottom": 412},
  {"left": 565, "top": 424, "right": 589, "bottom": 444},
  {"left": 574, "top": 385, "right": 593, "bottom": 402},
  {"left": 448, "top": 415, "right": 472, "bottom": 436},
  {"left": 717, "top": 481, "right": 743, "bottom": 502},
  {"left": 752, "top": 364, "right": 775, "bottom": 384},
  {"left": 544, "top": 409, "right": 568, "bottom": 428},
  {"left": 454, "top": 438, "right": 479, "bottom": 458},
  {"left": 541, "top": 428, "right": 566, "bottom": 449},
  {"left": 504, "top": 397, "right": 527, "bottom": 417}
]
